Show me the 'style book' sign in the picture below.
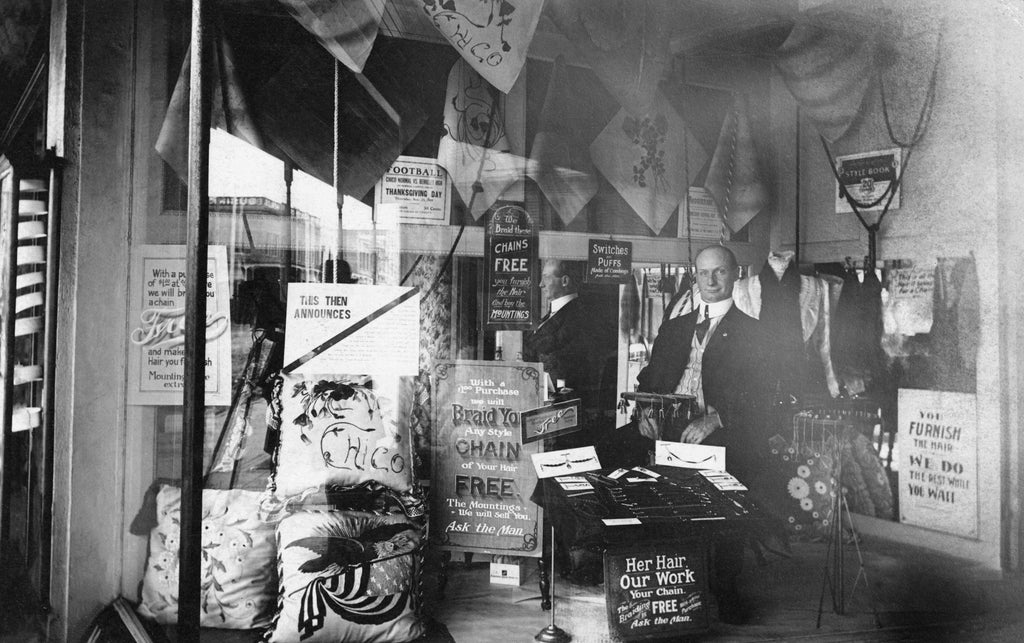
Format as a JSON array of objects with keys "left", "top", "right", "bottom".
[
  {"left": 834, "top": 148, "right": 901, "bottom": 214},
  {"left": 431, "top": 360, "right": 543, "bottom": 556},
  {"left": 485, "top": 203, "right": 537, "bottom": 330},
  {"left": 128, "top": 245, "right": 231, "bottom": 406}
]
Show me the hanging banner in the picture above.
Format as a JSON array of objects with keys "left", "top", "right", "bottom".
[
  {"left": 834, "top": 148, "right": 901, "bottom": 214},
  {"left": 420, "top": 0, "right": 544, "bottom": 94},
  {"left": 374, "top": 155, "right": 451, "bottom": 225},
  {"left": 431, "top": 360, "right": 543, "bottom": 556},
  {"left": 587, "top": 239, "right": 632, "bottom": 285},
  {"left": 485, "top": 203, "right": 537, "bottom": 329},
  {"left": 283, "top": 284, "right": 420, "bottom": 376},
  {"left": 898, "top": 389, "right": 978, "bottom": 538},
  {"left": 127, "top": 245, "right": 232, "bottom": 406}
]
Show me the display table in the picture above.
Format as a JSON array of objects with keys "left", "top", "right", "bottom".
[{"left": 533, "top": 465, "right": 767, "bottom": 640}]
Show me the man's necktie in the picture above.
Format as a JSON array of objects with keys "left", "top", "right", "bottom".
[{"left": 694, "top": 305, "right": 710, "bottom": 343}]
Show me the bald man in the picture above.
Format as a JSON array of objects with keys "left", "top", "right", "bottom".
[{"left": 635, "top": 244, "right": 768, "bottom": 624}]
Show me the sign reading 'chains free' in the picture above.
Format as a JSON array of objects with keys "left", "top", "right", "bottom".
[
  {"left": 485, "top": 203, "right": 537, "bottom": 330},
  {"left": 431, "top": 360, "right": 543, "bottom": 556}
]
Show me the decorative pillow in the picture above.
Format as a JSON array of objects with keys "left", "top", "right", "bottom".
[
  {"left": 765, "top": 435, "right": 838, "bottom": 540},
  {"left": 272, "top": 374, "right": 415, "bottom": 499},
  {"left": 137, "top": 486, "right": 278, "bottom": 628},
  {"left": 266, "top": 511, "right": 423, "bottom": 643}
]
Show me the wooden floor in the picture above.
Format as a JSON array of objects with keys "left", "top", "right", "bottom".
[
  {"left": 428, "top": 537, "right": 1024, "bottom": 642},
  {"left": 7, "top": 535, "right": 1024, "bottom": 641}
]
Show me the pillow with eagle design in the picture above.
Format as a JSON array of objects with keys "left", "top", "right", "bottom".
[
  {"left": 271, "top": 374, "right": 415, "bottom": 501},
  {"left": 265, "top": 510, "right": 423, "bottom": 643}
]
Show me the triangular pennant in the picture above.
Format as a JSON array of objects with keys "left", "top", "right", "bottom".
[
  {"left": 526, "top": 55, "right": 598, "bottom": 225},
  {"left": 156, "top": 33, "right": 266, "bottom": 180},
  {"left": 590, "top": 92, "right": 706, "bottom": 234},
  {"left": 437, "top": 58, "right": 527, "bottom": 219},
  {"left": 545, "top": 0, "right": 672, "bottom": 118},
  {"left": 420, "top": 0, "right": 544, "bottom": 94},
  {"left": 704, "top": 94, "right": 769, "bottom": 233},
  {"left": 276, "top": 0, "right": 387, "bottom": 73}
]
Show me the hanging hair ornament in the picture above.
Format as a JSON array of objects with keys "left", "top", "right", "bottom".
[{"left": 818, "top": 20, "right": 943, "bottom": 262}]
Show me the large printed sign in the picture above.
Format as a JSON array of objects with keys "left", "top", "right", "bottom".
[
  {"left": 898, "top": 389, "right": 978, "bottom": 538},
  {"left": 374, "top": 155, "right": 450, "bottom": 225},
  {"left": 485, "top": 204, "right": 537, "bottom": 330},
  {"left": 604, "top": 543, "right": 708, "bottom": 640},
  {"left": 128, "top": 245, "right": 232, "bottom": 406},
  {"left": 283, "top": 284, "right": 419, "bottom": 376},
  {"left": 431, "top": 360, "right": 543, "bottom": 556}
]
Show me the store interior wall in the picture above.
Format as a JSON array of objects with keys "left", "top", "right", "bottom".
[
  {"left": 771, "top": 0, "right": 1006, "bottom": 569},
  {"left": 994, "top": 1, "right": 1024, "bottom": 572}
]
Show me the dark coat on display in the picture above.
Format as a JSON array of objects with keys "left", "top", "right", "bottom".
[
  {"left": 637, "top": 305, "right": 768, "bottom": 480},
  {"left": 523, "top": 297, "right": 615, "bottom": 451}
]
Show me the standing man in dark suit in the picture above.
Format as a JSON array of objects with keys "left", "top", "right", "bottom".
[
  {"left": 523, "top": 259, "right": 615, "bottom": 452},
  {"left": 636, "top": 244, "right": 768, "bottom": 624}
]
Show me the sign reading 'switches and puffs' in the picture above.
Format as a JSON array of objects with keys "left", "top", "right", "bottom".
[
  {"left": 485, "top": 203, "right": 537, "bottom": 330},
  {"left": 431, "top": 360, "right": 543, "bottom": 556}
]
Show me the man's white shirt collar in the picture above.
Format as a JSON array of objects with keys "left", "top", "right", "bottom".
[
  {"left": 700, "top": 298, "right": 733, "bottom": 320},
  {"left": 548, "top": 293, "right": 578, "bottom": 317}
]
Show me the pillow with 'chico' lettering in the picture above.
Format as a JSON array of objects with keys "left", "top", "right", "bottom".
[{"left": 272, "top": 374, "right": 414, "bottom": 499}]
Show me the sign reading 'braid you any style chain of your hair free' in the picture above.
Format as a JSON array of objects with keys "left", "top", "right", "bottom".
[{"left": 431, "top": 360, "right": 543, "bottom": 556}]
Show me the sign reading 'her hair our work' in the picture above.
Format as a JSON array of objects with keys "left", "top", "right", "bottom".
[
  {"left": 485, "top": 203, "right": 537, "bottom": 330},
  {"left": 604, "top": 543, "right": 709, "bottom": 640},
  {"left": 431, "top": 360, "right": 543, "bottom": 557},
  {"left": 587, "top": 238, "right": 632, "bottom": 284}
]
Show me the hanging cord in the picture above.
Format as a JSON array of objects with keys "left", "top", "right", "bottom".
[
  {"left": 880, "top": 22, "right": 943, "bottom": 149},
  {"left": 718, "top": 97, "right": 740, "bottom": 246},
  {"left": 333, "top": 58, "right": 341, "bottom": 284},
  {"left": 821, "top": 21, "right": 943, "bottom": 228}
]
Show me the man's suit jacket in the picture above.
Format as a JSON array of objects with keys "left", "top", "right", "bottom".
[
  {"left": 524, "top": 297, "right": 605, "bottom": 405},
  {"left": 523, "top": 297, "right": 615, "bottom": 449},
  {"left": 637, "top": 305, "right": 767, "bottom": 479}
]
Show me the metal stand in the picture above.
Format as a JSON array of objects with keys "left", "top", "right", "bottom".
[
  {"left": 535, "top": 525, "right": 571, "bottom": 642},
  {"left": 816, "top": 453, "right": 882, "bottom": 629}
]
